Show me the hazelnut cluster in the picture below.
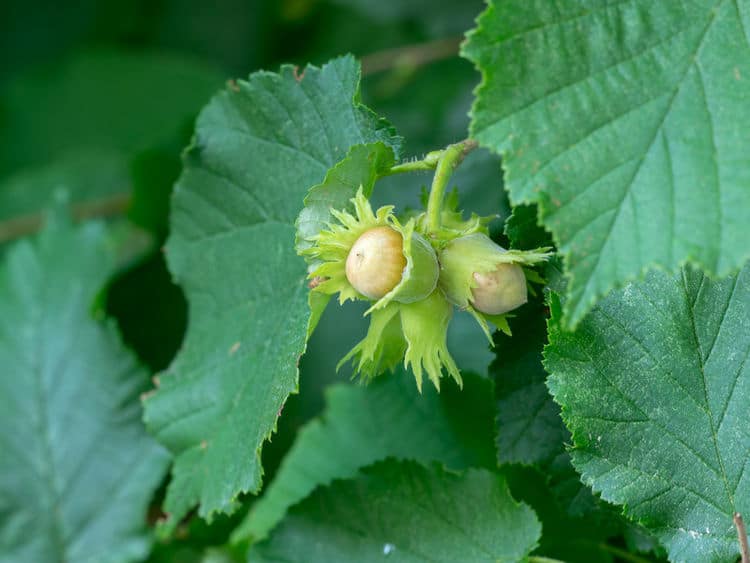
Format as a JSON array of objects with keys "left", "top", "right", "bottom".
[{"left": 298, "top": 187, "right": 551, "bottom": 391}]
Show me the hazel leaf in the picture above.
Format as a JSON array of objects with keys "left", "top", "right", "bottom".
[
  {"left": 142, "top": 55, "right": 401, "bottom": 530},
  {"left": 253, "top": 460, "right": 541, "bottom": 563},
  {"left": 295, "top": 142, "right": 398, "bottom": 254},
  {"left": 0, "top": 209, "right": 170, "bottom": 562},
  {"left": 231, "top": 370, "right": 496, "bottom": 544},
  {"left": 546, "top": 263, "right": 750, "bottom": 562},
  {"left": 463, "top": 0, "right": 750, "bottom": 328}
]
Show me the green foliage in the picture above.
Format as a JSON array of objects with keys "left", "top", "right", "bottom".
[
  {"left": 493, "top": 303, "right": 567, "bottom": 466},
  {"left": 296, "top": 142, "right": 397, "bottom": 254},
  {"left": 253, "top": 459, "right": 541, "bottom": 562},
  {"left": 463, "top": 0, "right": 750, "bottom": 328},
  {"left": 547, "top": 263, "right": 750, "bottom": 562},
  {"left": 0, "top": 208, "right": 169, "bottom": 562},
  {"left": 0, "top": 149, "right": 128, "bottom": 223},
  {"left": 142, "top": 56, "right": 401, "bottom": 531},
  {"left": 4, "top": 2, "right": 750, "bottom": 562},
  {"left": 232, "top": 370, "right": 495, "bottom": 544}
]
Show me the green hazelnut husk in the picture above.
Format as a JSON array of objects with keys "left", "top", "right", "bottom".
[
  {"left": 302, "top": 188, "right": 439, "bottom": 311},
  {"left": 439, "top": 233, "right": 530, "bottom": 315}
]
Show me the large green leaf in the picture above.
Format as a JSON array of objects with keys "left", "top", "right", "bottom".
[
  {"left": 546, "top": 264, "right": 750, "bottom": 562},
  {"left": 463, "top": 0, "right": 750, "bottom": 327},
  {"left": 253, "top": 459, "right": 541, "bottom": 562},
  {"left": 231, "top": 369, "right": 495, "bottom": 544},
  {"left": 142, "top": 56, "right": 401, "bottom": 530},
  {"left": 0, "top": 210, "right": 170, "bottom": 562}
]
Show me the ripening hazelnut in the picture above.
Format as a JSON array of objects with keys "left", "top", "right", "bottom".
[
  {"left": 438, "top": 233, "right": 529, "bottom": 316},
  {"left": 470, "top": 263, "right": 527, "bottom": 315},
  {"left": 345, "top": 226, "right": 407, "bottom": 299}
]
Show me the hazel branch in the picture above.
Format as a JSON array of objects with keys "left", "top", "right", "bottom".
[{"left": 361, "top": 36, "right": 463, "bottom": 76}]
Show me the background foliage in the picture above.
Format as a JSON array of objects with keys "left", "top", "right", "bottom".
[{"left": 1, "top": 1, "right": 748, "bottom": 562}]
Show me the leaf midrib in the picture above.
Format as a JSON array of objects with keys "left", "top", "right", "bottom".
[
  {"left": 568, "top": 0, "right": 725, "bottom": 322},
  {"left": 681, "top": 269, "right": 736, "bottom": 514},
  {"left": 28, "top": 277, "right": 94, "bottom": 563}
]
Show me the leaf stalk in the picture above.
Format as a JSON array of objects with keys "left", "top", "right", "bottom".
[
  {"left": 425, "top": 139, "right": 478, "bottom": 233},
  {"left": 736, "top": 512, "right": 749, "bottom": 563}
]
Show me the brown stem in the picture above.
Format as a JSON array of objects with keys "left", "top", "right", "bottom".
[
  {"left": 361, "top": 36, "right": 463, "bottom": 76},
  {"left": 0, "top": 193, "right": 131, "bottom": 244},
  {"left": 736, "top": 512, "right": 749, "bottom": 563}
]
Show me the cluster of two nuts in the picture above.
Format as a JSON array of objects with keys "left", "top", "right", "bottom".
[{"left": 345, "top": 226, "right": 527, "bottom": 315}]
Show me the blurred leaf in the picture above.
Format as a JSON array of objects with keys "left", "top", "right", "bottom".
[
  {"left": 253, "top": 459, "right": 541, "bottom": 562},
  {"left": 501, "top": 464, "right": 622, "bottom": 562},
  {"left": 232, "top": 369, "right": 495, "bottom": 543},
  {"left": 546, "top": 264, "right": 750, "bottom": 562},
  {"left": 363, "top": 59, "right": 478, "bottom": 153},
  {"left": 463, "top": 0, "right": 750, "bottom": 327},
  {"left": 0, "top": 49, "right": 223, "bottom": 175},
  {"left": 0, "top": 208, "right": 170, "bottom": 562},
  {"left": 142, "top": 56, "right": 401, "bottom": 531},
  {"left": 277, "top": 3, "right": 419, "bottom": 67},
  {"left": 0, "top": 148, "right": 129, "bottom": 232},
  {"left": 0, "top": 0, "right": 101, "bottom": 80},
  {"left": 493, "top": 302, "right": 567, "bottom": 467},
  {"left": 623, "top": 522, "right": 669, "bottom": 560},
  {"left": 329, "top": 0, "right": 484, "bottom": 37},
  {"left": 155, "top": 0, "right": 271, "bottom": 74}
]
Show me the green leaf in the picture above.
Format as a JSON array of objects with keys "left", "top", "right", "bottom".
[
  {"left": 0, "top": 148, "right": 129, "bottom": 224},
  {"left": 232, "top": 369, "right": 496, "bottom": 544},
  {"left": 492, "top": 300, "right": 623, "bottom": 548},
  {"left": 142, "top": 55, "right": 401, "bottom": 530},
  {"left": 296, "top": 142, "right": 397, "bottom": 253},
  {"left": 501, "top": 465, "right": 622, "bottom": 562},
  {"left": 463, "top": 0, "right": 750, "bottom": 327},
  {"left": 253, "top": 459, "right": 541, "bottom": 562},
  {"left": 546, "top": 264, "right": 750, "bottom": 562},
  {"left": 493, "top": 302, "right": 567, "bottom": 466},
  {"left": 0, "top": 209, "right": 170, "bottom": 562}
]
